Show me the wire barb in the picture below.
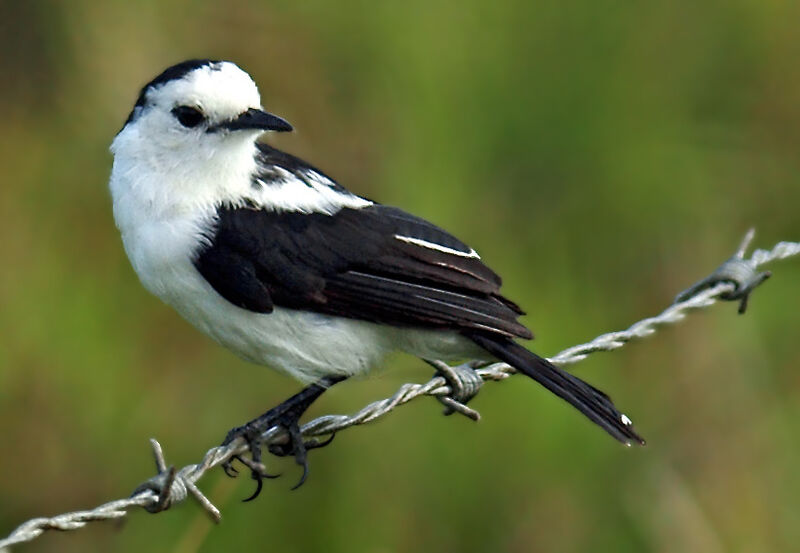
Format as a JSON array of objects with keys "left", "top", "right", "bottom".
[
  {"left": 130, "top": 439, "right": 188, "bottom": 514},
  {"left": 425, "top": 359, "right": 484, "bottom": 420},
  {"left": 1, "top": 231, "right": 798, "bottom": 552},
  {"left": 674, "top": 229, "right": 773, "bottom": 313}
]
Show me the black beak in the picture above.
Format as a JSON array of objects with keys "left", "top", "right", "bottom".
[{"left": 215, "top": 108, "right": 293, "bottom": 132}]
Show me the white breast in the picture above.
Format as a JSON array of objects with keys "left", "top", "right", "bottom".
[{"left": 111, "top": 192, "right": 393, "bottom": 384}]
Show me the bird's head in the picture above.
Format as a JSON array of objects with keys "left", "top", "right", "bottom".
[{"left": 111, "top": 59, "right": 292, "bottom": 163}]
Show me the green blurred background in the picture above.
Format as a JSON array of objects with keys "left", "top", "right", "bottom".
[{"left": 1, "top": 1, "right": 799, "bottom": 552}]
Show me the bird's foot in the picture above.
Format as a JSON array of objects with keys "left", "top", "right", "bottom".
[
  {"left": 221, "top": 407, "right": 315, "bottom": 500},
  {"left": 219, "top": 376, "right": 344, "bottom": 501}
]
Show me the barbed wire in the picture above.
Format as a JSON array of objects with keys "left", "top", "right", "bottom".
[{"left": 1, "top": 231, "right": 798, "bottom": 551}]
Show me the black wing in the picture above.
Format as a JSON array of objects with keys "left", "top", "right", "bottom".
[{"left": 195, "top": 203, "right": 532, "bottom": 340}]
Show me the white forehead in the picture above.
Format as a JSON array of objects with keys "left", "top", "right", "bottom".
[{"left": 148, "top": 62, "right": 262, "bottom": 118}]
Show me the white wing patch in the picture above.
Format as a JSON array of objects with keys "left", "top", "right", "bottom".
[
  {"left": 252, "top": 167, "right": 372, "bottom": 214},
  {"left": 393, "top": 234, "right": 481, "bottom": 259}
]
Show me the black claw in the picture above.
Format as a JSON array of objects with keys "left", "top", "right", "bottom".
[
  {"left": 222, "top": 453, "right": 252, "bottom": 478},
  {"left": 285, "top": 423, "right": 310, "bottom": 490},
  {"left": 243, "top": 443, "right": 267, "bottom": 501},
  {"left": 291, "top": 463, "right": 309, "bottom": 491},
  {"left": 222, "top": 460, "right": 239, "bottom": 478},
  {"left": 242, "top": 474, "right": 263, "bottom": 502},
  {"left": 245, "top": 440, "right": 278, "bottom": 499}
]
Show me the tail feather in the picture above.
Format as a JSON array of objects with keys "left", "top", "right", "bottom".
[{"left": 467, "top": 332, "right": 645, "bottom": 446}]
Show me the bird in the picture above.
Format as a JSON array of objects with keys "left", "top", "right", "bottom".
[{"left": 109, "top": 59, "right": 644, "bottom": 498}]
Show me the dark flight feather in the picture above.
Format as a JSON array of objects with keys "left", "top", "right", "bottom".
[{"left": 195, "top": 203, "right": 532, "bottom": 339}]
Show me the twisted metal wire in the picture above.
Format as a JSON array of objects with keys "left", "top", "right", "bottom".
[{"left": 1, "top": 232, "right": 798, "bottom": 552}]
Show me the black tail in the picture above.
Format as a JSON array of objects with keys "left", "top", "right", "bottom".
[{"left": 467, "top": 332, "right": 645, "bottom": 446}]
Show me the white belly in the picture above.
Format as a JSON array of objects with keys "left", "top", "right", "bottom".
[{"left": 121, "top": 216, "right": 484, "bottom": 384}]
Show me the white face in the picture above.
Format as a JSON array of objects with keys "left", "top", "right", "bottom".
[
  {"left": 110, "top": 61, "right": 284, "bottom": 228},
  {"left": 115, "top": 61, "right": 265, "bottom": 153}
]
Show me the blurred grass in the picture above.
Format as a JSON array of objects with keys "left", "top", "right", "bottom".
[{"left": 0, "top": 1, "right": 799, "bottom": 552}]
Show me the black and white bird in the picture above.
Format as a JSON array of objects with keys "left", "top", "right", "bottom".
[{"left": 110, "top": 59, "right": 643, "bottom": 496}]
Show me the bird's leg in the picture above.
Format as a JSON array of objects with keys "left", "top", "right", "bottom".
[{"left": 221, "top": 375, "right": 346, "bottom": 500}]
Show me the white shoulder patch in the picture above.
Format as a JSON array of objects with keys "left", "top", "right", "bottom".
[
  {"left": 252, "top": 168, "right": 372, "bottom": 214},
  {"left": 393, "top": 234, "right": 480, "bottom": 259}
]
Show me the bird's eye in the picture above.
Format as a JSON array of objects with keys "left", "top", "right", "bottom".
[{"left": 171, "top": 105, "right": 205, "bottom": 128}]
